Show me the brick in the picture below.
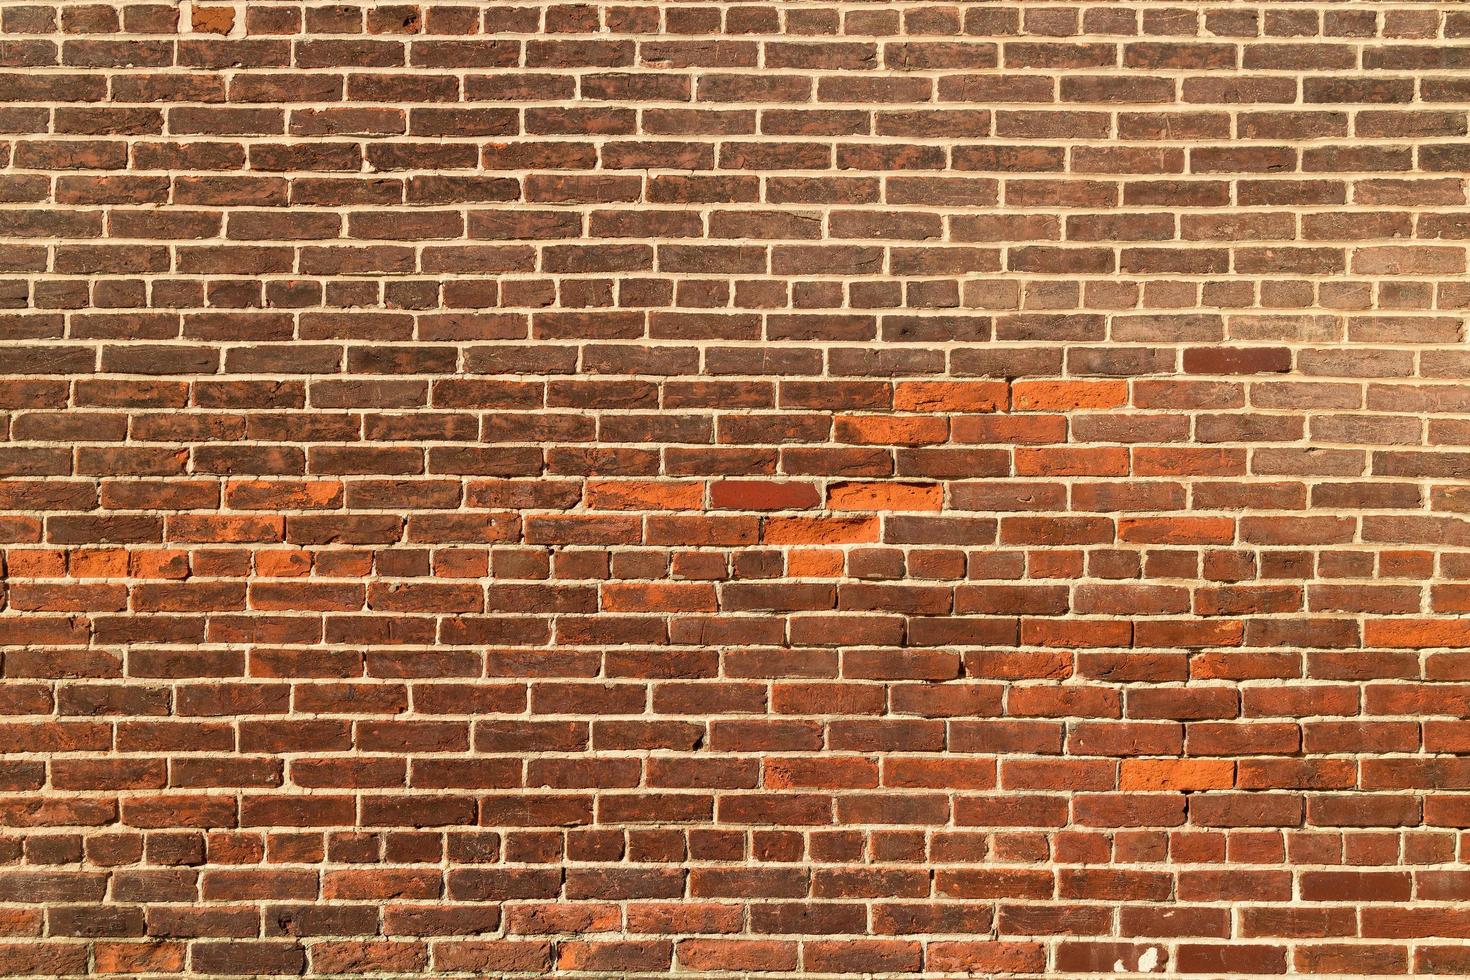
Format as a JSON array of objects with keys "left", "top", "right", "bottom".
[{"left": 1119, "top": 760, "right": 1235, "bottom": 791}]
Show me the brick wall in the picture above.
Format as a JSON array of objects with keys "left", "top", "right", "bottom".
[{"left": 3, "top": 0, "right": 1470, "bottom": 976}]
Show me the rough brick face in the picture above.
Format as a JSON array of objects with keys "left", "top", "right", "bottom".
[{"left": 3, "top": 0, "right": 1470, "bottom": 976}]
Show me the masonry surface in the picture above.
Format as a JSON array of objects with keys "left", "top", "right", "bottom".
[{"left": 6, "top": 0, "right": 1470, "bottom": 977}]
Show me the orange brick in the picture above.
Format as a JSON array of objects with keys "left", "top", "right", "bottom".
[
  {"left": 129, "top": 549, "right": 192, "bottom": 579},
  {"left": 226, "top": 480, "right": 343, "bottom": 511},
  {"left": 585, "top": 480, "right": 705, "bottom": 511},
  {"left": 68, "top": 548, "right": 128, "bottom": 578},
  {"left": 1012, "top": 380, "right": 1129, "bottom": 411},
  {"left": 4, "top": 550, "right": 65, "bottom": 577},
  {"left": 763, "top": 516, "right": 880, "bottom": 545},
  {"left": 786, "top": 548, "right": 844, "bottom": 577},
  {"left": 602, "top": 583, "right": 718, "bottom": 612},
  {"left": 93, "top": 942, "right": 186, "bottom": 975},
  {"left": 1120, "top": 760, "right": 1236, "bottom": 791},
  {"left": 190, "top": 5, "right": 235, "bottom": 33},
  {"left": 827, "top": 481, "right": 943, "bottom": 512},
  {"left": 254, "top": 549, "right": 312, "bottom": 578},
  {"left": 1365, "top": 619, "right": 1470, "bottom": 649},
  {"left": 1119, "top": 517, "right": 1236, "bottom": 545}
]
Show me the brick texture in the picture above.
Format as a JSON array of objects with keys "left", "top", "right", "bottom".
[{"left": 4, "top": 0, "right": 1470, "bottom": 976}]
